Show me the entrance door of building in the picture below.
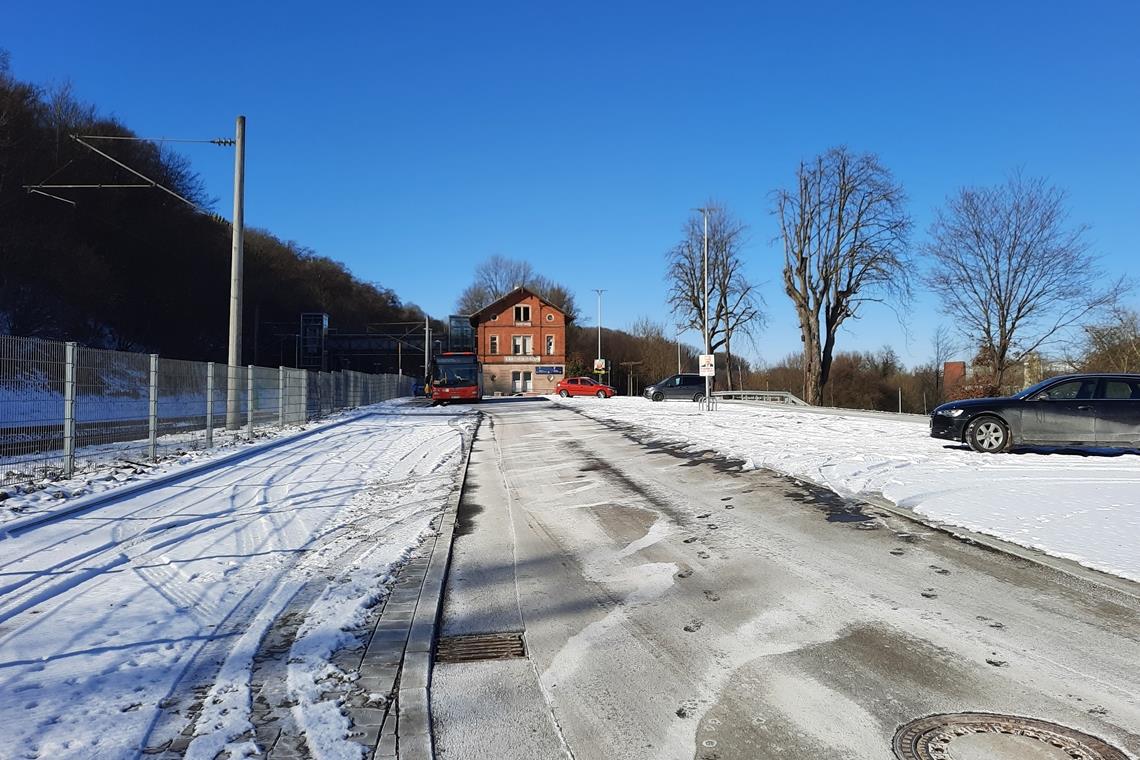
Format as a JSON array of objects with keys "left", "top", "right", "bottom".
[{"left": 511, "top": 371, "right": 533, "bottom": 393}]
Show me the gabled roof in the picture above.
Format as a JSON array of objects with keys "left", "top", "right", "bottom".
[{"left": 467, "top": 286, "right": 564, "bottom": 324}]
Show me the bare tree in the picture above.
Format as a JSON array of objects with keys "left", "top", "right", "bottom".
[
  {"left": 774, "top": 147, "right": 912, "bottom": 405},
  {"left": 1078, "top": 307, "right": 1140, "bottom": 373},
  {"left": 665, "top": 203, "right": 763, "bottom": 389},
  {"left": 455, "top": 255, "right": 578, "bottom": 320},
  {"left": 926, "top": 173, "right": 1126, "bottom": 387}
]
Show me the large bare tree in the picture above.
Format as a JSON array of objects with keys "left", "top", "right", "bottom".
[
  {"left": 774, "top": 147, "right": 912, "bottom": 405},
  {"left": 455, "top": 255, "right": 578, "bottom": 321},
  {"left": 925, "top": 173, "right": 1126, "bottom": 387},
  {"left": 665, "top": 203, "right": 762, "bottom": 389}
]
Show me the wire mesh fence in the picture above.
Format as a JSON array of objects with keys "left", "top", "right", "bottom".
[{"left": 1, "top": 334, "right": 414, "bottom": 488}]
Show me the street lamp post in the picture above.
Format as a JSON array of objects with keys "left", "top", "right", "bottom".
[{"left": 700, "top": 208, "right": 710, "bottom": 410}]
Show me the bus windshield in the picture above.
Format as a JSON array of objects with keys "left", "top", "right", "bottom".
[{"left": 432, "top": 363, "right": 479, "bottom": 387}]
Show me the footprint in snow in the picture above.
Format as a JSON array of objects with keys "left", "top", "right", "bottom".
[
  {"left": 890, "top": 549, "right": 905, "bottom": 556},
  {"left": 683, "top": 619, "right": 703, "bottom": 633},
  {"left": 683, "top": 537, "right": 698, "bottom": 544},
  {"left": 697, "top": 513, "right": 711, "bottom": 519},
  {"left": 703, "top": 590, "right": 720, "bottom": 602},
  {"left": 697, "top": 551, "right": 711, "bottom": 559},
  {"left": 675, "top": 569, "right": 693, "bottom": 579},
  {"left": 929, "top": 565, "right": 951, "bottom": 575},
  {"left": 920, "top": 589, "right": 938, "bottom": 599}
]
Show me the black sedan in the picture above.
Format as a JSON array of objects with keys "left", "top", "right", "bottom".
[{"left": 930, "top": 373, "right": 1140, "bottom": 453}]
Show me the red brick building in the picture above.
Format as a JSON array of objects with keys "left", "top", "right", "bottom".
[{"left": 470, "top": 287, "right": 566, "bottom": 395}]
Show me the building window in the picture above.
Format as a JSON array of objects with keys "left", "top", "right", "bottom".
[
  {"left": 514, "top": 305, "right": 531, "bottom": 323},
  {"left": 489, "top": 335, "right": 498, "bottom": 355},
  {"left": 512, "top": 335, "right": 532, "bottom": 355},
  {"left": 491, "top": 314, "right": 498, "bottom": 321},
  {"left": 545, "top": 335, "right": 555, "bottom": 356},
  {"left": 546, "top": 313, "right": 554, "bottom": 322}
]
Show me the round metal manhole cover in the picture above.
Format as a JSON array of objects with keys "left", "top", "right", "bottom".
[{"left": 893, "top": 713, "right": 1129, "bottom": 760}]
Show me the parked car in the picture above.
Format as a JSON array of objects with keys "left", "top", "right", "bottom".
[
  {"left": 555, "top": 376, "right": 616, "bottom": 398},
  {"left": 930, "top": 373, "right": 1140, "bottom": 453},
  {"left": 643, "top": 373, "right": 708, "bottom": 402}
]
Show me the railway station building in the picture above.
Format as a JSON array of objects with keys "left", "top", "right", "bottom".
[{"left": 469, "top": 287, "right": 566, "bottom": 395}]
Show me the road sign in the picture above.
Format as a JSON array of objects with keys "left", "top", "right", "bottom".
[
  {"left": 699, "top": 354, "right": 715, "bottom": 377},
  {"left": 593, "top": 358, "right": 606, "bottom": 373}
]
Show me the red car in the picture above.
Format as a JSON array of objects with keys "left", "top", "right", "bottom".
[{"left": 555, "top": 376, "right": 616, "bottom": 398}]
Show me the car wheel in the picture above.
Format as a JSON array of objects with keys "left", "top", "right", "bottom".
[
  {"left": 692, "top": 392, "right": 705, "bottom": 403},
  {"left": 596, "top": 390, "right": 606, "bottom": 398},
  {"left": 559, "top": 389, "right": 570, "bottom": 398},
  {"left": 652, "top": 392, "right": 664, "bottom": 402},
  {"left": 966, "top": 415, "right": 1010, "bottom": 453}
]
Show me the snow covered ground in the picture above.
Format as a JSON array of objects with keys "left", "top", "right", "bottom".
[
  {"left": 553, "top": 396, "right": 1140, "bottom": 584},
  {"left": 0, "top": 402, "right": 475, "bottom": 760}
]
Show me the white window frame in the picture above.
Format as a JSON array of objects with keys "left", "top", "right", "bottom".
[
  {"left": 545, "top": 335, "right": 555, "bottom": 356},
  {"left": 489, "top": 335, "right": 498, "bottom": 355},
  {"left": 512, "top": 335, "right": 532, "bottom": 355},
  {"left": 514, "top": 305, "right": 531, "bottom": 323}
]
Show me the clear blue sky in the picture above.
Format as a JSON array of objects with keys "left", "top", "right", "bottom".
[{"left": 7, "top": 0, "right": 1138, "bottom": 367}]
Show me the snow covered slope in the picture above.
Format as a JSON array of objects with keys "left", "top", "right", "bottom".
[
  {"left": 554, "top": 397, "right": 1140, "bottom": 584},
  {"left": 0, "top": 403, "right": 475, "bottom": 759}
]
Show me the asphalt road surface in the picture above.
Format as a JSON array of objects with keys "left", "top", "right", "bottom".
[{"left": 430, "top": 398, "right": 1140, "bottom": 760}]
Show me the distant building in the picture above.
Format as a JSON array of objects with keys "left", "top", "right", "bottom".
[
  {"left": 470, "top": 287, "right": 566, "bottom": 395},
  {"left": 299, "top": 313, "right": 329, "bottom": 371},
  {"left": 448, "top": 315, "right": 475, "bottom": 353}
]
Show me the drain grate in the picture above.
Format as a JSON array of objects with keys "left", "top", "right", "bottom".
[
  {"left": 435, "top": 632, "right": 527, "bottom": 663},
  {"left": 894, "top": 713, "right": 1129, "bottom": 760}
]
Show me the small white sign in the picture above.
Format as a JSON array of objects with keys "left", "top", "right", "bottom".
[
  {"left": 593, "top": 358, "right": 606, "bottom": 373},
  {"left": 698, "top": 354, "right": 715, "bottom": 377}
]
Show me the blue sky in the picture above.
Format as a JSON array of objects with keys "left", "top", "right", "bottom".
[{"left": 7, "top": 0, "right": 1138, "bottom": 366}]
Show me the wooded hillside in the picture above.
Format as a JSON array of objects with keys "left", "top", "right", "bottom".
[{"left": 0, "top": 54, "right": 426, "bottom": 362}]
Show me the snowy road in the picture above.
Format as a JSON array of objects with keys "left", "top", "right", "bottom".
[
  {"left": 433, "top": 398, "right": 1140, "bottom": 760},
  {"left": 0, "top": 404, "right": 475, "bottom": 760}
]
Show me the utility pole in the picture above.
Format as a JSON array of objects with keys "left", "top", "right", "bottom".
[
  {"left": 398, "top": 341, "right": 402, "bottom": 377},
  {"left": 226, "top": 116, "right": 246, "bottom": 429},
  {"left": 676, "top": 329, "right": 682, "bottom": 373},
  {"left": 594, "top": 289, "right": 606, "bottom": 385},
  {"left": 423, "top": 316, "right": 431, "bottom": 381}
]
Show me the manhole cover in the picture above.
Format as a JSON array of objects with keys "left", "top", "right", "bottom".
[
  {"left": 893, "top": 713, "right": 1129, "bottom": 760},
  {"left": 435, "top": 632, "right": 526, "bottom": 663}
]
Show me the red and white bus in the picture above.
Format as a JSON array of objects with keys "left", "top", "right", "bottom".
[{"left": 429, "top": 352, "right": 483, "bottom": 404}]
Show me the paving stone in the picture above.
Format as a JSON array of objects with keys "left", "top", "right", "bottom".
[
  {"left": 400, "top": 650, "right": 431, "bottom": 690},
  {"left": 375, "top": 731, "right": 398, "bottom": 758}
]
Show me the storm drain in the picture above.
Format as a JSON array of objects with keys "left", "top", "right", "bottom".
[
  {"left": 893, "top": 713, "right": 1129, "bottom": 760},
  {"left": 435, "top": 632, "right": 527, "bottom": 663}
]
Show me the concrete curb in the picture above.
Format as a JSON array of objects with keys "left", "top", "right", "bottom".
[
  {"left": 395, "top": 412, "right": 481, "bottom": 759},
  {"left": 1, "top": 406, "right": 391, "bottom": 538}
]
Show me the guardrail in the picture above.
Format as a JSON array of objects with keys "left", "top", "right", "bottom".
[
  {"left": 713, "top": 390, "right": 810, "bottom": 406},
  {"left": 1, "top": 334, "right": 412, "bottom": 488}
]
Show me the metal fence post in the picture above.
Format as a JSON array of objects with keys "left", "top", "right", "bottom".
[
  {"left": 63, "top": 342, "right": 77, "bottom": 478},
  {"left": 205, "top": 362, "right": 215, "bottom": 448},
  {"left": 302, "top": 371, "right": 310, "bottom": 422},
  {"left": 279, "top": 366, "right": 286, "bottom": 428},
  {"left": 247, "top": 365, "right": 255, "bottom": 439},
  {"left": 148, "top": 354, "right": 159, "bottom": 461}
]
